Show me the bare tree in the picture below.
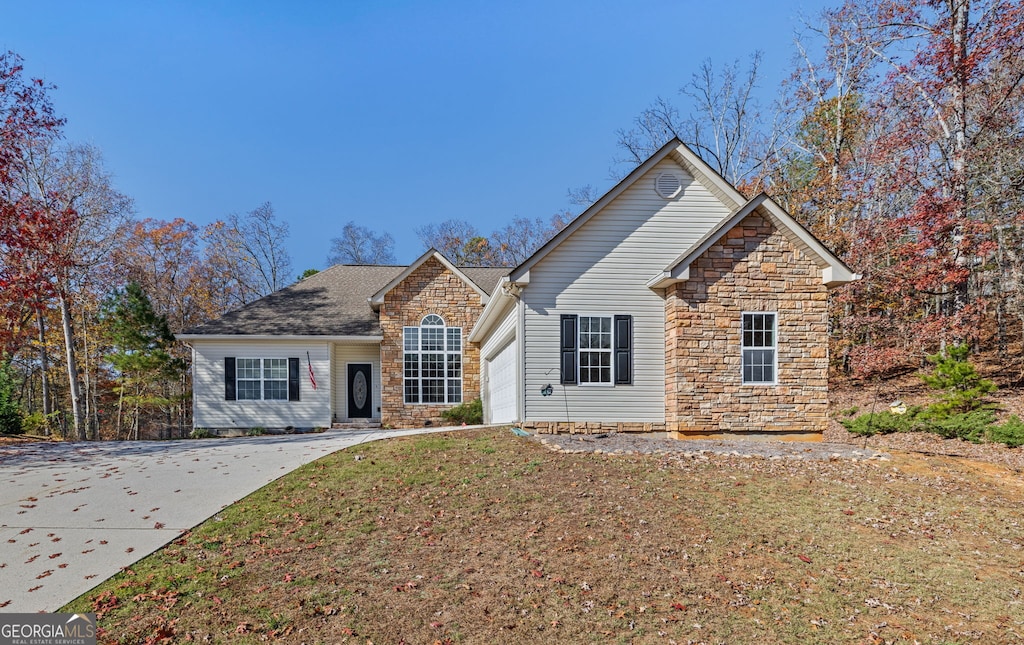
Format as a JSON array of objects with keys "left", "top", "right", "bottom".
[
  {"left": 327, "top": 221, "right": 396, "bottom": 265},
  {"left": 566, "top": 185, "right": 599, "bottom": 208},
  {"left": 204, "top": 202, "right": 292, "bottom": 304},
  {"left": 489, "top": 213, "right": 570, "bottom": 266},
  {"left": 616, "top": 52, "right": 785, "bottom": 190},
  {"left": 415, "top": 219, "right": 493, "bottom": 265}
]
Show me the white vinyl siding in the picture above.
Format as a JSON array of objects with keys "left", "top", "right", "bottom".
[
  {"left": 522, "top": 158, "right": 732, "bottom": 422},
  {"left": 332, "top": 343, "right": 382, "bottom": 421},
  {"left": 192, "top": 340, "right": 331, "bottom": 429}
]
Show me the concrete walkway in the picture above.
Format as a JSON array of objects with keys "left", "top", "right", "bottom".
[{"left": 0, "top": 427, "right": 467, "bottom": 613}]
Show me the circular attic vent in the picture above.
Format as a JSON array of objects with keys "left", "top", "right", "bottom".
[{"left": 654, "top": 172, "right": 683, "bottom": 199}]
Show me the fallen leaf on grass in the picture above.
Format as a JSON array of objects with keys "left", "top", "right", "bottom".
[{"left": 798, "top": 554, "right": 812, "bottom": 563}]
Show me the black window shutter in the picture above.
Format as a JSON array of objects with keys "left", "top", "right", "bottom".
[
  {"left": 560, "top": 314, "right": 578, "bottom": 385},
  {"left": 288, "top": 357, "right": 300, "bottom": 401},
  {"left": 224, "top": 357, "right": 236, "bottom": 401},
  {"left": 614, "top": 315, "right": 633, "bottom": 385}
]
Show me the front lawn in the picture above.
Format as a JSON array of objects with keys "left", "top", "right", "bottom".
[{"left": 67, "top": 429, "right": 1023, "bottom": 644}]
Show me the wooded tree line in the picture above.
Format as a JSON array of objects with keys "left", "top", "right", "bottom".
[
  {"left": 0, "top": 52, "right": 296, "bottom": 439},
  {"left": 2, "top": 0, "right": 1023, "bottom": 439},
  {"left": 619, "top": 0, "right": 1024, "bottom": 378}
]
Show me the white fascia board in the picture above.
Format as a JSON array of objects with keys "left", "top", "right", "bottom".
[
  {"left": 176, "top": 334, "right": 383, "bottom": 342},
  {"left": 757, "top": 197, "right": 859, "bottom": 287},
  {"left": 468, "top": 278, "right": 515, "bottom": 343},
  {"left": 657, "top": 193, "right": 860, "bottom": 289}
]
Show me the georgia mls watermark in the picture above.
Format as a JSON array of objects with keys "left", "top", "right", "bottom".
[{"left": 0, "top": 614, "right": 96, "bottom": 645}]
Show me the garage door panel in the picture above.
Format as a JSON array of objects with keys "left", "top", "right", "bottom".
[{"left": 486, "top": 338, "right": 517, "bottom": 424}]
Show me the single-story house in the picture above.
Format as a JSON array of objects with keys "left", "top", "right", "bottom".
[{"left": 179, "top": 139, "right": 858, "bottom": 440}]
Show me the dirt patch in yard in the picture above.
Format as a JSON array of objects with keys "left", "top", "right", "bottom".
[{"left": 68, "top": 429, "right": 1024, "bottom": 644}]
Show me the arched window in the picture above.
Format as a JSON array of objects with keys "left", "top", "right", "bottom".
[{"left": 403, "top": 314, "right": 462, "bottom": 404}]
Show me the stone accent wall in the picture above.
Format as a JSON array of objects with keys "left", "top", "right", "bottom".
[
  {"left": 380, "top": 257, "right": 486, "bottom": 428},
  {"left": 524, "top": 421, "right": 667, "bottom": 434},
  {"left": 665, "top": 213, "right": 830, "bottom": 438}
]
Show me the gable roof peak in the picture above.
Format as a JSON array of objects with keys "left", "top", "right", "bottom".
[
  {"left": 368, "top": 248, "right": 508, "bottom": 309},
  {"left": 509, "top": 139, "right": 747, "bottom": 282}
]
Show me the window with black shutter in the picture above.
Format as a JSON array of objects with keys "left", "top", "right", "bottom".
[
  {"left": 560, "top": 314, "right": 632, "bottom": 386},
  {"left": 560, "top": 314, "right": 578, "bottom": 385}
]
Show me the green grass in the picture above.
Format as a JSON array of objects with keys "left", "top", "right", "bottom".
[{"left": 66, "top": 429, "right": 1024, "bottom": 644}]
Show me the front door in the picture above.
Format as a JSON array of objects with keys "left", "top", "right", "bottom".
[{"left": 347, "top": 363, "right": 373, "bottom": 419}]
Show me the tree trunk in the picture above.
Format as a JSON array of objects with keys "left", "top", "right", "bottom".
[
  {"left": 35, "top": 306, "right": 52, "bottom": 435},
  {"left": 115, "top": 385, "right": 124, "bottom": 441},
  {"left": 59, "top": 291, "right": 85, "bottom": 441}
]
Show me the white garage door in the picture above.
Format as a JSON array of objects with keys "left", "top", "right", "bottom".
[{"left": 486, "top": 337, "right": 518, "bottom": 424}]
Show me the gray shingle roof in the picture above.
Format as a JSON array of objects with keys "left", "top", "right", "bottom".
[{"left": 181, "top": 264, "right": 509, "bottom": 337}]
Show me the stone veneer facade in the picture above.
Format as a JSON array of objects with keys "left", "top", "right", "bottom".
[
  {"left": 665, "top": 213, "right": 830, "bottom": 439},
  {"left": 379, "top": 257, "right": 486, "bottom": 428}
]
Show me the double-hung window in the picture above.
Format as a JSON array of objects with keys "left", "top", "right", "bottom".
[
  {"left": 404, "top": 314, "right": 462, "bottom": 404},
  {"left": 225, "top": 357, "right": 299, "bottom": 401},
  {"left": 560, "top": 314, "right": 632, "bottom": 386},
  {"left": 578, "top": 316, "right": 613, "bottom": 384},
  {"left": 236, "top": 358, "right": 289, "bottom": 400},
  {"left": 742, "top": 313, "right": 776, "bottom": 384}
]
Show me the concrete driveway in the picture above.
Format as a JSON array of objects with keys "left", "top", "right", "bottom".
[{"left": 0, "top": 427, "right": 460, "bottom": 613}]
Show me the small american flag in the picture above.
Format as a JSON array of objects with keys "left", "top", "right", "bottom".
[{"left": 306, "top": 351, "right": 318, "bottom": 390}]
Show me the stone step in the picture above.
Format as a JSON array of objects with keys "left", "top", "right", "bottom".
[{"left": 331, "top": 421, "right": 382, "bottom": 430}]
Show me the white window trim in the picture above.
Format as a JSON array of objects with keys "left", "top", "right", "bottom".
[
  {"left": 403, "top": 315, "right": 464, "bottom": 405},
  {"left": 577, "top": 313, "right": 614, "bottom": 387},
  {"left": 741, "top": 312, "right": 778, "bottom": 386},
  {"left": 236, "top": 357, "right": 289, "bottom": 401}
]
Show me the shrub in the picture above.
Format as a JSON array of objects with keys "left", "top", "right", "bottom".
[
  {"left": 841, "top": 407, "right": 926, "bottom": 436},
  {"left": 921, "top": 409, "right": 996, "bottom": 442},
  {"left": 21, "top": 412, "right": 53, "bottom": 436},
  {"left": 441, "top": 398, "right": 483, "bottom": 425},
  {"left": 987, "top": 415, "right": 1024, "bottom": 448},
  {"left": 190, "top": 427, "right": 214, "bottom": 439},
  {"left": 248, "top": 426, "right": 266, "bottom": 437}
]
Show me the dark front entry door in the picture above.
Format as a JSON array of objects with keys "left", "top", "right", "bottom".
[{"left": 347, "top": 363, "right": 373, "bottom": 418}]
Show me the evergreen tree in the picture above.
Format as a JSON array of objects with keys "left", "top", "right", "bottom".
[
  {"left": 0, "top": 359, "right": 22, "bottom": 435},
  {"left": 103, "top": 282, "right": 183, "bottom": 439}
]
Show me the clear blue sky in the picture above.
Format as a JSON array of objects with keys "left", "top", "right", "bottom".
[{"left": 3, "top": 1, "right": 817, "bottom": 271}]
